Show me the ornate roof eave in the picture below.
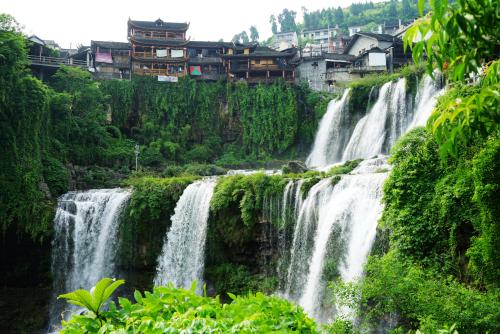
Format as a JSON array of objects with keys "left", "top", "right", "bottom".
[{"left": 128, "top": 19, "right": 189, "bottom": 32}]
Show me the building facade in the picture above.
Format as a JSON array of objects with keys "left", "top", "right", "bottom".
[
  {"left": 223, "top": 45, "right": 298, "bottom": 84},
  {"left": 128, "top": 18, "right": 189, "bottom": 79},
  {"left": 91, "top": 41, "right": 131, "bottom": 80}
]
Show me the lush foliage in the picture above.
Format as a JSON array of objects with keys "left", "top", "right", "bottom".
[
  {"left": 0, "top": 15, "right": 55, "bottom": 239},
  {"left": 0, "top": 15, "right": 329, "bottom": 240},
  {"left": 404, "top": 0, "right": 500, "bottom": 158},
  {"left": 211, "top": 173, "right": 288, "bottom": 228},
  {"left": 358, "top": 252, "right": 499, "bottom": 333},
  {"left": 117, "top": 176, "right": 196, "bottom": 271},
  {"left": 58, "top": 278, "right": 124, "bottom": 321},
  {"left": 59, "top": 279, "right": 319, "bottom": 333},
  {"left": 273, "top": 1, "right": 420, "bottom": 33},
  {"left": 343, "top": 127, "right": 500, "bottom": 333}
]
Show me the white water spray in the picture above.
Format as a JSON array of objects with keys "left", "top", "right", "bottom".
[
  {"left": 49, "top": 188, "right": 131, "bottom": 329},
  {"left": 154, "top": 179, "right": 216, "bottom": 293}
]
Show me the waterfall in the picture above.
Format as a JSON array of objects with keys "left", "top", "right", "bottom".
[
  {"left": 283, "top": 158, "right": 388, "bottom": 320},
  {"left": 285, "top": 75, "right": 444, "bottom": 321},
  {"left": 307, "top": 75, "right": 443, "bottom": 168},
  {"left": 154, "top": 178, "right": 216, "bottom": 293},
  {"left": 49, "top": 188, "right": 131, "bottom": 330},
  {"left": 342, "top": 79, "right": 407, "bottom": 161},
  {"left": 408, "top": 75, "right": 445, "bottom": 129},
  {"left": 306, "top": 90, "right": 351, "bottom": 168},
  {"left": 284, "top": 179, "right": 332, "bottom": 300}
]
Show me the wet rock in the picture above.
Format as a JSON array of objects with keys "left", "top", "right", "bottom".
[{"left": 282, "top": 160, "right": 308, "bottom": 174}]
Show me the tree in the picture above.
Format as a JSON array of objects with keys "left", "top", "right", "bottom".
[
  {"left": 269, "top": 15, "right": 278, "bottom": 34},
  {"left": 231, "top": 31, "right": 250, "bottom": 44},
  {"left": 334, "top": 7, "right": 344, "bottom": 24},
  {"left": 404, "top": 0, "right": 500, "bottom": 158},
  {"left": 402, "top": 0, "right": 415, "bottom": 19},
  {"left": 240, "top": 31, "right": 249, "bottom": 44},
  {"left": 277, "top": 9, "right": 297, "bottom": 32},
  {"left": 231, "top": 34, "right": 240, "bottom": 43},
  {"left": 387, "top": 0, "right": 398, "bottom": 19},
  {"left": 249, "top": 26, "right": 259, "bottom": 42},
  {"left": 0, "top": 13, "right": 22, "bottom": 32}
]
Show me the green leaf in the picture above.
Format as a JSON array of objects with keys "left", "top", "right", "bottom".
[
  {"left": 134, "top": 290, "right": 143, "bottom": 303},
  {"left": 418, "top": 0, "right": 426, "bottom": 15}
]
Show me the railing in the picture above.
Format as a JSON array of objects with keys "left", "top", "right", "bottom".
[
  {"left": 28, "top": 55, "right": 87, "bottom": 67},
  {"left": 193, "top": 73, "right": 225, "bottom": 81},
  {"left": 326, "top": 67, "right": 350, "bottom": 73},
  {"left": 132, "top": 52, "right": 186, "bottom": 60},
  {"left": 187, "top": 57, "right": 223, "bottom": 65},
  {"left": 132, "top": 33, "right": 185, "bottom": 41},
  {"left": 349, "top": 65, "right": 386, "bottom": 73},
  {"left": 250, "top": 64, "right": 281, "bottom": 71},
  {"left": 133, "top": 68, "right": 186, "bottom": 76}
]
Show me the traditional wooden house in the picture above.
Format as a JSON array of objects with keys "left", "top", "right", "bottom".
[
  {"left": 128, "top": 18, "right": 189, "bottom": 79},
  {"left": 222, "top": 44, "right": 298, "bottom": 84},
  {"left": 91, "top": 41, "right": 131, "bottom": 80},
  {"left": 186, "top": 41, "right": 230, "bottom": 81}
]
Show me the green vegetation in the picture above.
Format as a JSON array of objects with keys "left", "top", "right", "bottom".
[
  {"left": 270, "top": 0, "right": 421, "bottom": 35},
  {"left": 117, "top": 176, "right": 195, "bottom": 273},
  {"left": 333, "top": 126, "right": 500, "bottom": 333},
  {"left": 58, "top": 277, "right": 124, "bottom": 322},
  {"left": 328, "top": 2, "right": 500, "bottom": 332},
  {"left": 404, "top": 0, "right": 500, "bottom": 159},
  {"left": 211, "top": 173, "right": 289, "bottom": 228},
  {"left": 0, "top": 13, "right": 329, "bottom": 241},
  {"left": 58, "top": 278, "right": 319, "bottom": 333}
]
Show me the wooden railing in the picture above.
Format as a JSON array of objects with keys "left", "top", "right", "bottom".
[
  {"left": 28, "top": 55, "right": 87, "bottom": 67},
  {"left": 132, "top": 52, "right": 186, "bottom": 60},
  {"left": 133, "top": 68, "right": 186, "bottom": 76},
  {"left": 132, "top": 33, "right": 185, "bottom": 41},
  {"left": 250, "top": 64, "right": 281, "bottom": 71}
]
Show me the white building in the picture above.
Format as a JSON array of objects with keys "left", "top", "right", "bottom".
[
  {"left": 272, "top": 31, "right": 298, "bottom": 51},
  {"left": 348, "top": 26, "right": 363, "bottom": 36}
]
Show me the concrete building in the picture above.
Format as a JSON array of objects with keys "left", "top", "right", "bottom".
[
  {"left": 272, "top": 31, "right": 298, "bottom": 51},
  {"left": 296, "top": 53, "right": 358, "bottom": 92}
]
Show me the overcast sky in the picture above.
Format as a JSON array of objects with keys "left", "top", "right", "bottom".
[{"left": 1, "top": 0, "right": 384, "bottom": 48}]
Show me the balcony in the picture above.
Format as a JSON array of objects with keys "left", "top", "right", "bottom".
[
  {"left": 187, "top": 56, "right": 223, "bottom": 65},
  {"left": 349, "top": 65, "right": 386, "bottom": 73},
  {"left": 250, "top": 64, "right": 281, "bottom": 71},
  {"left": 132, "top": 51, "right": 186, "bottom": 61},
  {"left": 132, "top": 32, "right": 185, "bottom": 41},
  {"left": 133, "top": 68, "right": 186, "bottom": 77},
  {"left": 28, "top": 55, "right": 88, "bottom": 68}
]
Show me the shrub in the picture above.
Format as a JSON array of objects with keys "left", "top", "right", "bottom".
[{"left": 58, "top": 279, "right": 319, "bottom": 333}]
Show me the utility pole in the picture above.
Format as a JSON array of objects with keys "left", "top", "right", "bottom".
[{"left": 134, "top": 143, "right": 140, "bottom": 171}]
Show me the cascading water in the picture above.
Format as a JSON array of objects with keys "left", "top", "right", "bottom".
[
  {"left": 306, "top": 90, "right": 351, "bottom": 167},
  {"left": 408, "top": 75, "right": 445, "bottom": 129},
  {"left": 154, "top": 178, "right": 216, "bottom": 293},
  {"left": 342, "top": 79, "right": 407, "bottom": 161},
  {"left": 299, "top": 158, "right": 388, "bottom": 320},
  {"left": 49, "top": 188, "right": 131, "bottom": 330},
  {"left": 306, "top": 75, "right": 443, "bottom": 167},
  {"left": 281, "top": 75, "right": 444, "bottom": 320},
  {"left": 284, "top": 179, "right": 331, "bottom": 300}
]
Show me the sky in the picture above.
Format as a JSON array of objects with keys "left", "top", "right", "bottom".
[{"left": 1, "top": 0, "right": 382, "bottom": 49}]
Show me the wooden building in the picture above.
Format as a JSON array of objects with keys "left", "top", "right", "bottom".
[
  {"left": 186, "top": 41, "right": 229, "bottom": 81},
  {"left": 128, "top": 18, "right": 189, "bottom": 78},
  {"left": 222, "top": 44, "right": 298, "bottom": 84},
  {"left": 91, "top": 41, "right": 131, "bottom": 80}
]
